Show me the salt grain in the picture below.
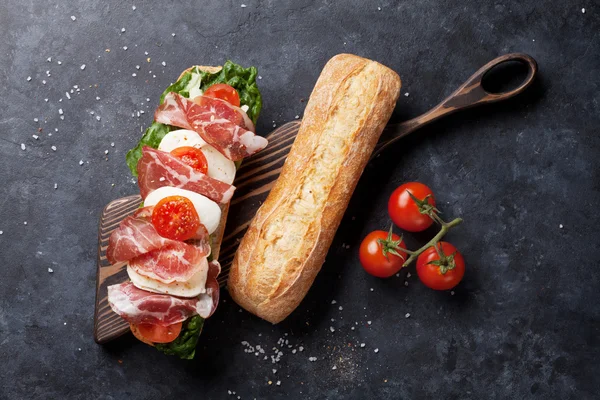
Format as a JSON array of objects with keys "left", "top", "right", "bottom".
[
  {"left": 308, "top": 356, "right": 317, "bottom": 362},
  {"left": 21, "top": 143, "right": 26, "bottom": 150},
  {"left": 57, "top": 61, "right": 62, "bottom": 65},
  {"left": 331, "top": 300, "right": 337, "bottom": 304},
  {"left": 339, "top": 306, "right": 343, "bottom": 311},
  {"left": 42, "top": 80, "right": 46, "bottom": 85},
  {"left": 70, "top": 15, "right": 76, "bottom": 21},
  {"left": 48, "top": 268, "right": 54, "bottom": 273},
  {"left": 79, "top": 160, "right": 84, "bottom": 165},
  {"left": 96, "top": 96, "right": 100, "bottom": 100},
  {"left": 96, "top": 116, "right": 101, "bottom": 121},
  {"left": 162, "top": 61, "right": 166, "bottom": 66},
  {"left": 34, "top": 117, "right": 39, "bottom": 122},
  {"left": 451, "top": 291, "right": 455, "bottom": 295},
  {"left": 360, "top": 343, "right": 365, "bottom": 348},
  {"left": 47, "top": 57, "right": 52, "bottom": 62},
  {"left": 329, "top": 326, "right": 335, "bottom": 333},
  {"left": 404, "top": 92, "right": 409, "bottom": 97},
  {"left": 123, "top": 46, "right": 128, "bottom": 50},
  {"left": 370, "top": 288, "right": 374, "bottom": 292},
  {"left": 136, "top": 65, "right": 140, "bottom": 70},
  {"left": 559, "top": 224, "right": 564, "bottom": 229},
  {"left": 132, "top": 73, "right": 137, "bottom": 77},
  {"left": 367, "top": 321, "right": 372, "bottom": 325},
  {"left": 582, "top": 8, "right": 586, "bottom": 13},
  {"left": 276, "top": 381, "right": 281, "bottom": 386},
  {"left": 241, "top": 4, "right": 247, "bottom": 7},
  {"left": 54, "top": 183, "right": 57, "bottom": 189},
  {"left": 58, "top": 109, "right": 63, "bottom": 115},
  {"left": 110, "top": 142, "right": 115, "bottom": 147},
  {"left": 24, "top": 221, "right": 27, "bottom": 225},
  {"left": 374, "top": 348, "right": 379, "bottom": 353},
  {"left": 32, "top": 135, "right": 39, "bottom": 139},
  {"left": 404, "top": 281, "right": 409, "bottom": 287},
  {"left": 405, "top": 313, "right": 411, "bottom": 318},
  {"left": 27, "top": 76, "right": 32, "bottom": 81},
  {"left": 66, "top": 92, "right": 71, "bottom": 100},
  {"left": 121, "top": 28, "right": 126, "bottom": 32},
  {"left": 51, "top": 146, "right": 56, "bottom": 151},
  {"left": 0, "top": 231, "right": 3, "bottom": 235},
  {"left": 80, "top": 64, "right": 86, "bottom": 70},
  {"left": 104, "top": 150, "right": 109, "bottom": 155}
]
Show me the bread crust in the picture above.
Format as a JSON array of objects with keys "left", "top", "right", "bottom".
[{"left": 228, "top": 54, "right": 401, "bottom": 323}]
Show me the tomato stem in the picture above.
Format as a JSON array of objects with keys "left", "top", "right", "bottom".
[{"left": 401, "top": 217, "right": 463, "bottom": 268}]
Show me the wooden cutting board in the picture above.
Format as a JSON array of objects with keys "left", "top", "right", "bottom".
[{"left": 94, "top": 53, "right": 537, "bottom": 344}]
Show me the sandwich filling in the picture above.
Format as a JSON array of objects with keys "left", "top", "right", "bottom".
[{"left": 107, "top": 61, "right": 264, "bottom": 359}]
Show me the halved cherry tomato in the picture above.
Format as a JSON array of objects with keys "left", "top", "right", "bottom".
[
  {"left": 151, "top": 195, "right": 200, "bottom": 241},
  {"left": 170, "top": 146, "right": 208, "bottom": 175},
  {"left": 203, "top": 83, "right": 240, "bottom": 107},
  {"left": 359, "top": 227, "right": 407, "bottom": 278},
  {"left": 388, "top": 182, "right": 437, "bottom": 232},
  {"left": 416, "top": 242, "right": 465, "bottom": 290},
  {"left": 132, "top": 322, "right": 183, "bottom": 344}
]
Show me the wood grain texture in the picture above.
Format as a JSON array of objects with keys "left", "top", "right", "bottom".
[{"left": 94, "top": 53, "right": 537, "bottom": 343}]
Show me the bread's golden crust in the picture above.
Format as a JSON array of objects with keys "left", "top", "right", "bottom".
[{"left": 228, "top": 54, "right": 401, "bottom": 323}]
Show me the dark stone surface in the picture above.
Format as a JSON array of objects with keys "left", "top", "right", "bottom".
[{"left": 1, "top": 0, "right": 598, "bottom": 399}]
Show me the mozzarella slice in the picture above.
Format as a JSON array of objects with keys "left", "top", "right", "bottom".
[
  {"left": 158, "top": 129, "right": 206, "bottom": 152},
  {"left": 144, "top": 187, "right": 221, "bottom": 234},
  {"left": 201, "top": 145, "right": 237, "bottom": 185},
  {"left": 127, "top": 261, "right": 208, "bottom": 298},
  {"left": 158, "top": 129, "right": 237, "bottom": 185}
]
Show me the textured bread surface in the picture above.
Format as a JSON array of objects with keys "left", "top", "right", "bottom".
[{"left": 228, "top": 54, "right": 401, "bottom": 323}]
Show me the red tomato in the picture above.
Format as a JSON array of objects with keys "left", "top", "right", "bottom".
[
  {"left": 131, "top": 322, "right": 183, "bottom": 344},
  {"left": 170, "top": 146, "right": 208, "bottom": 175},
  {"left": 203, "top": 83, "right": 240, "bottom": 107},
  {"left": 416, "top": 242, "right": 465, "bottom": 290},
  {"left": 359, "top": 228, "right": 408, "bottom": 278},
  {"left": 388, "top": 182, "right": 437, "bottom": 232},
  {"left": 151, "top": 196, "right": 201, "bottom": 241}
]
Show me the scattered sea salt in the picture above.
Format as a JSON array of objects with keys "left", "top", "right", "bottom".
[
  {"left": 96, "top": 115, "right": 101, "bottom": 121},
  {"left": 110, "top": 142, "right": 115, "bottom": 147},
  {"left": 360, "top": 343, "right": 365, "bottom": 348},
  {"left": 21, "top": 143, "right": 26, "bottom": 150},
  {"left": 123, "top": 46, "right": 128, "bottom": 50},
  {"left": 47, "top": 57, "right": 52, "bottom": 62},
  {"left": 27, "top": 76, "right": 32, "bottom": 81},
  {"left": 80, "top": 64, "right": 86, "bottom": 70},
  {"left": 48, "top": 268, "right": 53, "bottom": 273},
  {"left": 66, "top": 92, "right": 71, "bottom": 100},
  {"left": 79, "top": 160, "right": 84, "bottom": 165},
  {"left": 32, "top": 135, "right": 39, "bottom": 140},
  {"left": 34, "top": 117, "right": 39, "bottom": 122},
  {"left": 70, "top": 15, "right": 76, "bottom": 21},
  {"left": 451, "top": 291, "right": 455, "bottom": 296},
  {"left": 121, "top": 27, "right": 126, "bottom": 32},
  {"left": 405, "top": 313, "right": 411, "bottom": 318},
  {"left": 559, "top": 224, "right": 564, "bottom": 229},
  {"left": 404, "top": 92, "right": 409, "bottom": 97},
  {"left": 51, "top": 146, "right": 56, "bottom": 151},
  {"left": 58, "top": 109, "right": 63, "bottom": 115},
  {"left": 367, "top": 321, "right": 372, "bottom": 325},
  {"left": 308, "top": 357, "right": 317, "bottom": 362},
  {"left": 162, "top": 61, "right": 166, "bottom": 66},
  {"left": 104, "top": 150, "right": 109, "bottom": 155},
  {"left": 374, "top": 348, "right": 379, "bottom": 353},
  {"left": 329, "top": 326, "right": 335, "bottom": 333},
  {"left": 54, "top": 183, "right": 58, "bottom": 189},
  {"left": 331, "top": 300, "right": 337, "bottom": 305},
  {"left": 132, "top": 73, "right": 137, "bottom": 77},
  {"left": 582, "top": 8, "right": 586, "bottom": 13},
  {"left": 132, "top": 5, "right": 136, "bottom": 10}
]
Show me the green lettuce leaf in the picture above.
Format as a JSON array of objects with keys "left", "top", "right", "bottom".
[
  {"left": 125, "top": 61, "right": 262, "bottom": 176},
  {"left": 125, "top": 122, "right": 172, "bottom": 176},
  {"left": 154, "top": 316, "right": 204, "bottom": 360}
]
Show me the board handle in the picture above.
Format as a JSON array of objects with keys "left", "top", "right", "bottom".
[{"left": 372, "top": 53, "right": 538, "bottom": 158}]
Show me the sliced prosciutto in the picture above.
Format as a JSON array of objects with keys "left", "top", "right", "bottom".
[
  {"left": 137, "top": 146, "right": 235, "bottom": 203},
  {"left": 128, "top": 241, "right": 211, "bottom": 284},
  {"left": 106, "top": 206, "right": 209, "bottom": 265},
  {"left": 107, "top": 281, "right": 218, "bottom": 325},
  {"left": 205, "top": 260, "right": 221, "bottom": 317},
  {"left": 155, "top": 92, "right": 268, "bottom": 161}
]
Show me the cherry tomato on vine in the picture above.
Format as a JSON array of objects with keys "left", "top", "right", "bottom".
[
  {"left": 151, "top": 195, "right": 201, "bottom": 241},
  {"left": 204, "top": 83, "right": 241, "bottom": 107},
  {"left": 359, "top": 227, "right": 408, "bottom": 278},
  {"left": 416, "top": 241, "right": 465, "bottom": 290},
  {"left": 170, "top": 146, "right": 209, "bottom": 174},
  {"left": 388, "top": 182, "right": 438, "bottom": 232}
]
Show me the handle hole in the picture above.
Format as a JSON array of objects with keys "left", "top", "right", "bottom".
[{"left": 481, "top": 60, "right": 531, "bottom": 94}]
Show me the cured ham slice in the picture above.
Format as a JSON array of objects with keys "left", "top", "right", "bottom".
[
  {"left": 205, "top": 260, "right": 221, "bottom": 318},
  {"left": 128, "top": 241, "right": 210, "bottom": 284},
  {"left": 137, "top": 146, "right": 235, "bottom": 203},
  {"left": 106, "top": 206, "right": 209, "bottom": 265},
  {"left": 107, "top": 281, "right": 217, "bottom": 325},
  {"left": 155, "top": 92, "right": 268, "bottom": 161}
]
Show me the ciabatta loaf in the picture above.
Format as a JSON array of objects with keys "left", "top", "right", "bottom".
[{"left": 228, "top": 54, "right": 401, "bottom": 323}]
